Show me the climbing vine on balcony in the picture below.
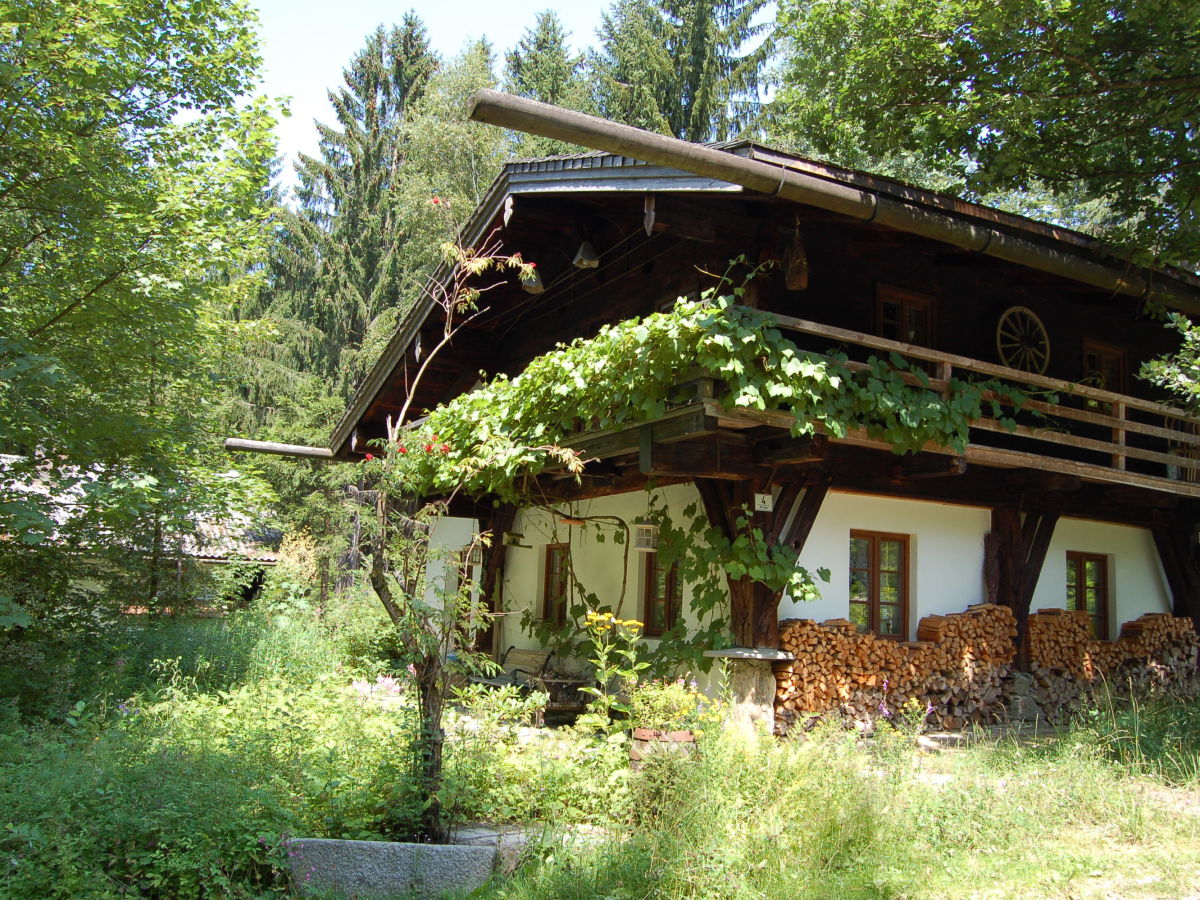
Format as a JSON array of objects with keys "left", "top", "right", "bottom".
[
  {"left": 364, "top": 291, "right": 1022, "bottom": 500},
  {"left": 362, "top": 288, "right": 1023, "bottom": 667}
]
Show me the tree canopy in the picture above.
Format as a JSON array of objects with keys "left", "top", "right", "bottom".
[
  {"left": 592, "top": 0, "right": 773, "bottom": 141},
  {"left": 772, "top": 0, "right": 1200, "bottom": 268},
  {"left": 0, "top": 0, "right": 275, "bottom": 614}
]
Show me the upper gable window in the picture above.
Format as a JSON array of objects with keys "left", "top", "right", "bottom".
[
  {"left": 877, "top": 285, "right": 934, "bottom": 348},
  {"left": 1082, "top": 339, "right": 1127, "bottom": 395}
]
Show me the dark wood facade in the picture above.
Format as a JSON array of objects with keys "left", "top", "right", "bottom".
[{"left": 333, "top": 143, "right": 1200, "bottom": 647}]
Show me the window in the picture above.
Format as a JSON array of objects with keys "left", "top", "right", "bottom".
[
  {"left": 543, "top": 543, "right": 570, "bottom": 626},
  {"left": 1082, "top": 339, "right": 1127, "bottom": 394},
  {"left": 642, "top": 553, "right": 680, "bottom": 637},
  {"left": 877, "top": 285, "right": 934, "bottom": 347},
  {"left": 1066, "top": 551, "right": 1109, "bottom": 639},
  {"left": 849, "top": 531, "right": 908, "bottom": 638}
]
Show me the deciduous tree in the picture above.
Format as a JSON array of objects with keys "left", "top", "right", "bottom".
[{"left": 773, "top": 0, "right": 1200, "bottom": 268}]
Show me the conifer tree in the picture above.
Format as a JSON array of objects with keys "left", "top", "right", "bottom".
[
  {"left": 284, "top": 16, "right": 437, "bottom": 390},
  {"left": 503, "top": 12, "right": 592, "bottom": 156},
  {"left": 591, "top": 0, "right": 773, "bottom": 142}
]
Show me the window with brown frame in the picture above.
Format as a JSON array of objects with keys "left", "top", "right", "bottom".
[
  {"left": 876, "top": 285, "right": 934, "bottom": 347},
  {"left": 543, "top": 543, "right": 570, "bottom": 626},
  {"left": 1066, "top": 551, "right": 1109, "bottom": 639},
  {"left": 642, "top": 553, "right": 680, "bottom": 637},
  {"left": 849, "top": 531, "right": 908, "bottom": 638},
  {"left": 1082, "top": 339, "right": 1127, "bottom": 395}
]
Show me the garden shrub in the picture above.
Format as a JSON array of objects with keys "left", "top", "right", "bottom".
[
  {"left": 441, "top": 685, "right": 631, "bottom": 827},
  {"left": 0, "top": 720, "right": 295, "bottom": 899}
]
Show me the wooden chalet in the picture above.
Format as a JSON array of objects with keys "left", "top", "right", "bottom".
[{"left": 324, "top": 93, "right": 1200, "bottom": 722}]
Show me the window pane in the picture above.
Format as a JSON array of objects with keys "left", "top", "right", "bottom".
[
  {"left": 880, "top": 539, "right": 902, "bottom": 571},
  {"left": 905, "top": 306, "right": 928, "bottom": 344},
  {"left": 849, "top": 572, "right": 869, "bottom": 603},
  {"left": 879, "top": 571, "right": 899, "bottom": 605},
  {"left": 649, "top": 598, "right": 665, "bottom": 631},
  {"left": 850, "top": 537, "right": 870, "bottom": 570},
  {"left": 880, "top": 301, "right": 900, "bottom": 340},
  {"left": 879, "top": 604, "right": 901, "bottom": 635},
  {"left": 850, "top": 602, "right": 869, "bottom": 632}
]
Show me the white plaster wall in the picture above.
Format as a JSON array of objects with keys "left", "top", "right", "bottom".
[
  {"left": 424, "top": 516, "right": 480, "bottom": 608},
  {"left": 498, "top": 483, "right": 715, "bottom": 655},
  {"left": 499, "top": 488, "right": 1173, "bottom": 652},
  {"left": 787, "top": 491, "right": 991, "bottom": 639},
  {"left": 1029, "top": 517, "right": 1170, "bottom": 635}
]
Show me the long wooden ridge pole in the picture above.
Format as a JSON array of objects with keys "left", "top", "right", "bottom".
[
  {"left": 223, "top": 437, "right": 334, "bottom": 460},
  {"left": 467, "top": 89, "right": 1200, "bottom": 315}
]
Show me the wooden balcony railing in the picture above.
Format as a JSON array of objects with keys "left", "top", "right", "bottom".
[{"left": 762, "top": 313, "right": 1200, "bottom": 498}]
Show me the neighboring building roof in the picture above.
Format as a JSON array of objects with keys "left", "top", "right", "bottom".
[
  {"left": 183, "top": 519, "right": 281, "bottom": 563},
  {"left": 0, "top": 455, "right": 279, "bottom": 562}
]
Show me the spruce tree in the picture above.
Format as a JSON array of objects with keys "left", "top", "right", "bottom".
[
  {"left": 286, "top": 16, "right": 437, "bottom": 390},
  {"left": 591, "top": 0, "right": 773, "bottom": 142},
  {"left": 503, "top": 12, "right": 592, "bottom": 156}
]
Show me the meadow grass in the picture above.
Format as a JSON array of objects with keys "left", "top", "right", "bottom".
[{"left": 485, "top": 707, "right": 1200, "bottom": 900}]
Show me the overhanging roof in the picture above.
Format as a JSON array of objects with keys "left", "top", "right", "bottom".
[{"left": 329, "top": 136, "right": 1200, "bottom": 458}]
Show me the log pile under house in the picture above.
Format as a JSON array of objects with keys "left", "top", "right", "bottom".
[{"left": 229, "top": 93, "right": 1200, "bottom": 727}]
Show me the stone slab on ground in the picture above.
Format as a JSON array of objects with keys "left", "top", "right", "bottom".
[{"left": 288, "top": 837, "right": 495, "bottom": 899}]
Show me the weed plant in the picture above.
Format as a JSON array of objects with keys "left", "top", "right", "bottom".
[{"left": 1071, "top": 682, "right": 1200, "bottom": 784}]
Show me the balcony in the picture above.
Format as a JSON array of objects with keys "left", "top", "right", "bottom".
[
  {"left": 760, "top": 313, "right": 1200, "bottom": 499},
  {"left": 558, "top": 310, "right": 1200, "bottom": 501}
]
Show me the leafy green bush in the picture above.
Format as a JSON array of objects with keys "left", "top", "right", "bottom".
[
  {"left": 441, "top": 685, "right": 631, "bottom": 827},
  {"left": 0, "top": 718, "right": 295, "bottom": 899},
  {"left": 136, "top": 672, "right": 424, "bottom": 840},
  {"left": 628, "top": 677, "right": 716, "bottom": 732}
]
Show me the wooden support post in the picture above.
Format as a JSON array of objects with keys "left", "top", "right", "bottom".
[
  {"left": 478, "top": 504, "right": 517, "bottom": 655},
  {"left": 1151, "top": 510, "right": 1200, "bottom": 633},
  {"left": 990, "top": 503, "right": 1059, "bottom": 668},
  {"left": 694, "top": 474, "right": 830, "bottom": 649}
]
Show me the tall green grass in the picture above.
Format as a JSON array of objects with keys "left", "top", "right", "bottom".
[
  {"left": 488, "top": 706, "right": 1200, "bottom": 900},
  {"left": 1071, "top": 684, "right": 1200, "bottom": 784}
]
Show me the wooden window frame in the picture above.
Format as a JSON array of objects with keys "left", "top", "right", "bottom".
[
  {"left": 642, "top": 552, "right": 680, "bottom": 637},
  {"left": 543, "top": 543, "right": 570, "bottom": 627},
  {"left": 849, "top": 530, "right": 909, "bottom": 639},
  {"left": 876, "top": 284, "right": 935, "bottom": 349},
  {"left": 1066, "top": 550, "right": 1110, "bottom": 640},
  {"left": 1081, "top": 338, "right": 1127, "bottom": 395}
]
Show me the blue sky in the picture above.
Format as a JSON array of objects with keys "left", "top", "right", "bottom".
[{"left": 250, "top": 0, "right": 607, "bottom": 174}]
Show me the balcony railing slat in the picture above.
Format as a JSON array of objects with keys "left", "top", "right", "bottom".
[{"left": 768, "top": 312, "right": 1191, "bottom": 419}]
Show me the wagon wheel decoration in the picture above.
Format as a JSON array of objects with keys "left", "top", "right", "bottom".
[{"left": 995, "top": 306, "right": 1050, "bottom": 374}]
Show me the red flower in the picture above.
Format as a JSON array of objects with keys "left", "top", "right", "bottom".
[
  {"left": 364, "top": 453, "right": 374, "bottom": 461},
  {"left": 430, "top": 196, "right": 441, "bottom": 205},
  {"left": 529, "top": 261, "right": 537, "bottom": 268},
  {"left": 398, "top": 446, "right": 407, "bottom": 454},
  {"left": 441, "top": 443, "right": 450, "bottom": 453},
  {"left": 424, "top": 443, "right": 433, "bottom": 452}
]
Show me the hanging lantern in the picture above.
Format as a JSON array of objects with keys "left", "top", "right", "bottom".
[{"left": 634, "top": 520, "right": 660, "bottom": 552}]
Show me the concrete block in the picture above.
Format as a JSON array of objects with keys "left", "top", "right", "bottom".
[{"left": 288, "top": 837, "right": 495, "bottom": 899}]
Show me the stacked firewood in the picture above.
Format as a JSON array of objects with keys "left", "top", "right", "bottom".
[
  {"left": 1027, "top": 610, "right": 1199, "bottom": 715},
  {"left": 774, "top": 603, "right": 1017, "bottom": 732}
]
